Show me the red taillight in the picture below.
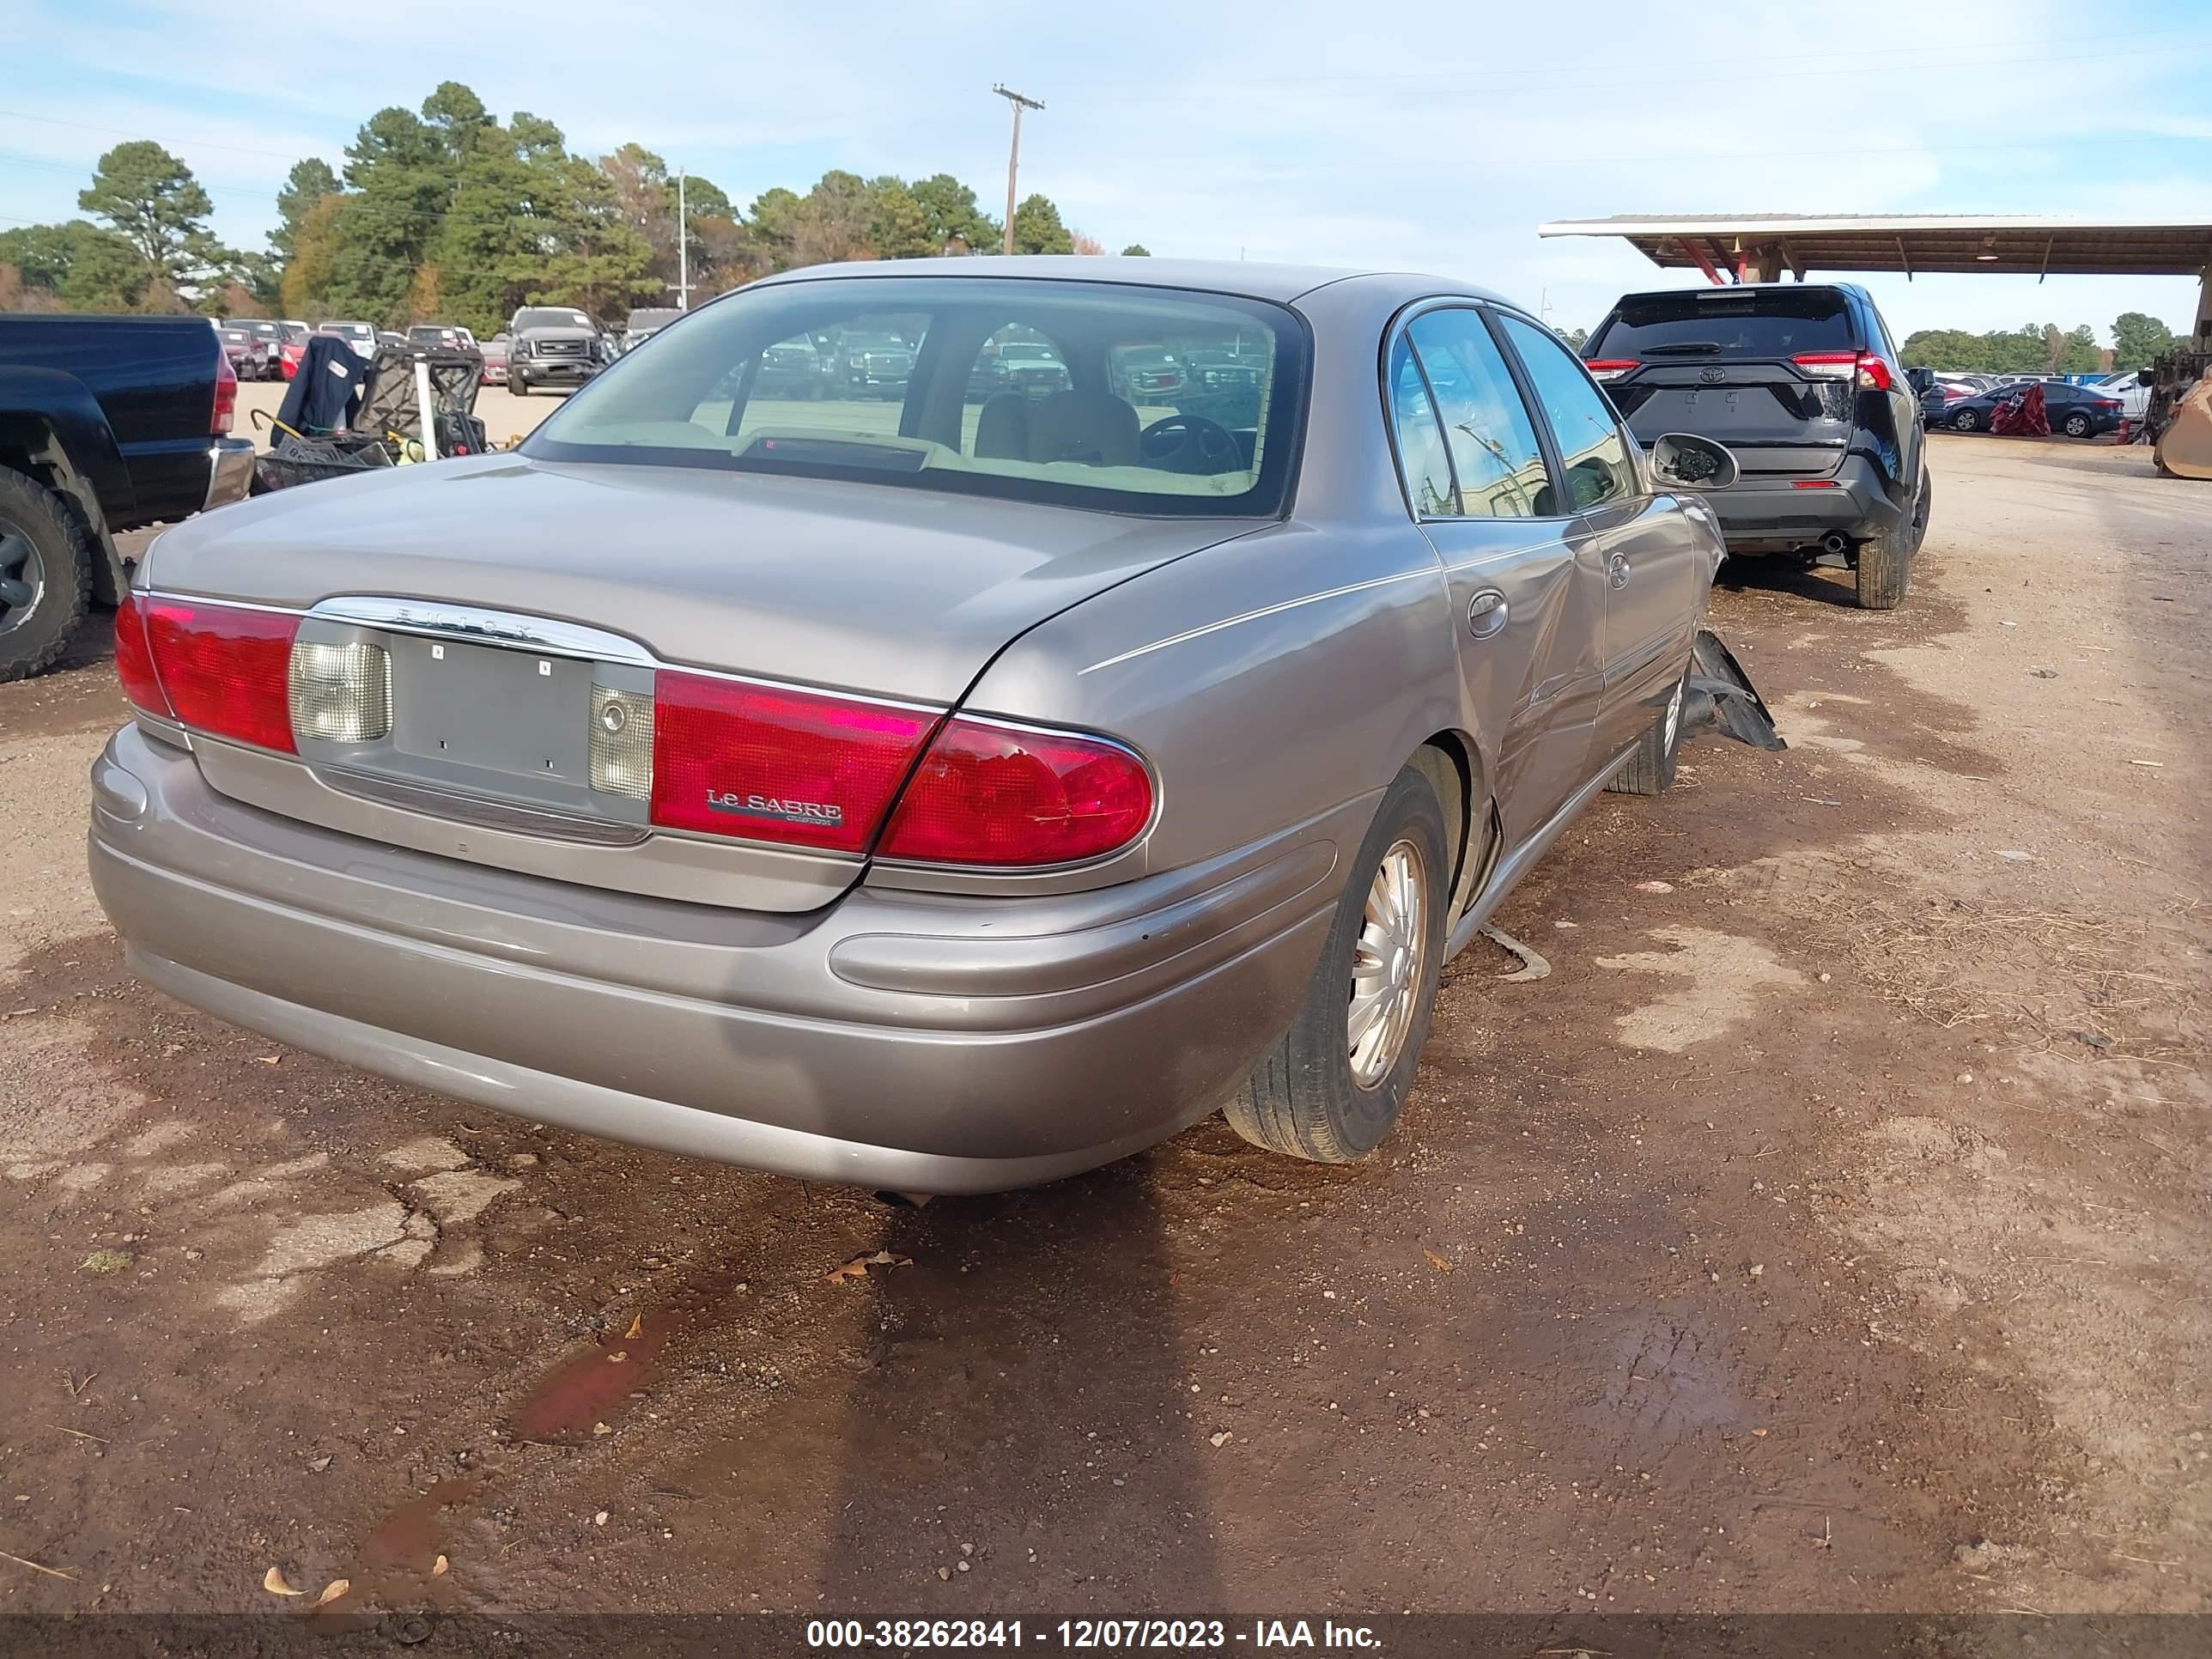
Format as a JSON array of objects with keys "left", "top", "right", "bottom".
[
  {"left": 211, "top": 339, "right": 237, "bottom": 435},
  {"left": 1790, "top": 480, "right": 1840, "bottom": 489},
  {"left": 878, "top": 718, "right": 1153, "bottom": 868},
  {"left": 112, "top": 592, "right": 171, "bottom": 717},
  {"left": 648, "top": 672, "right": 939, "bottom": 853},
  {"left": 141, "top": 599, "right": 297, "bottom": 752},
  {"left": 1584, "top": 359, "right": 1637, "bottom": 382},
  {"left": 1793, "top": 349, "right": 1892, "bottom": 392}
]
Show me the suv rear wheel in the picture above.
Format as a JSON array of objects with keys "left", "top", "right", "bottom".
[
  {"left": 1854, "top": 469, "right": 1927, "bottom": 611},
  {"left": 1224, "top": 764, "right": 1449, "bottom": 1163}
]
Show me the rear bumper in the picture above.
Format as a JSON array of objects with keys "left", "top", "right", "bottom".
[
  {"left": 204, "top": 440, "right": 255, "bottom": 512},
  {"left": 88, "top": 726, "right": 1340, "bottom": 1192},
  {"left": 1708, "top": 455, "right": 1906, "bottom": 551}
]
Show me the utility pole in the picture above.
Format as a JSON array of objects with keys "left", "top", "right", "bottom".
[
  {"left": 676, "top": 167, "right": 689, "bottom": 310},
  {"left": 992, "top": 84, "right": 1042, "bottom": 255}
]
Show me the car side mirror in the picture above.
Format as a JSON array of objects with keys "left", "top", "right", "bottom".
[{"left": 1648, "top": 432, "right": 1740, "bottom": 491}]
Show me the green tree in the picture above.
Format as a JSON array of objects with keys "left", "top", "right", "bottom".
[
  {"left": 747, "top": 186, "right": 805, "bottom": 270},
  {"left": 2057, "top": 324, "right": 2100, "bottom": 374},
  {"left": 791, "top": 170, "right": 876, "bottom": 265},
  {"left": 327, "top": 105, "right": 454, "bottom": 324},
  {"left": 0, "top": 219, "right": 147, "bottom": 311},
  {"left": 1010, "top": 193, "right": 1073, "bottom": 255},
  {"left": 2112, "top": 310, "right": 2176, "bottom": 371},
  {"left": 270, "top": 158, "right": 339, "bottom": 264},
  {"left": 910, "top": 173, "right": 999, "bottom": 250},
  {"left": 867, "top": 176, "right": 936, "bottom": 260},
  {"left": 76, "top": 141, "right": 220, "bottom": 289},
  {"left": 1120, "top": 244, "right": 1151, "bottom": 257},
  {"left": 420, "top": 81, "right": 494, "bottom": 161}
]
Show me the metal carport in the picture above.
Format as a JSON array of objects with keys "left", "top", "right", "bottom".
[{"left": 1537, "top": 214, "right": 2212, "bottom": 338}]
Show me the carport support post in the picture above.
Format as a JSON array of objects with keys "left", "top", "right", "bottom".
[{"left": 2197, "top": 256, "right": 2212, "bottom": 343}]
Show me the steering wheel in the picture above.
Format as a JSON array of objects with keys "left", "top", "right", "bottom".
[{"left": 1138, "top": 413, "right": 1240, "bottom": 476}]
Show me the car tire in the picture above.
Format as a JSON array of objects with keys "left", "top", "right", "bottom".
[
  {"left": 0, "top": 466, "right": 94, "bottom": 684},
  {"left": 2063, "top": 412, "right": 2092, "bottom": 438},
  {"left": 1224, "top": 763, "right": 1449, "bottom": 1164},
  {"left": 1604, "top": 668, "right": 1686, "bottom": 796},
  {"left": 513, "top": 378, "right": 531, "bottom": 398},
  {"left": 1853, "top": 475, "right": 1923, "bottom": 611},
  {"left": 1952, "top": 408, "right": 1980, "bottom": 432}
]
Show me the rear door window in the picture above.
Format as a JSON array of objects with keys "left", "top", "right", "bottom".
[
  {"left": 1496, "top": 313, "right": 1639, "bottom": 513},
  {"left": 1590, "top": 290, "right": 1856, "bottom": 360},
  {"left": 1403, "top": 309, "right": 1552, "bottom": 519},
  {"left": 1386, "top": 336, "right": 1456, "bottom": 518}
]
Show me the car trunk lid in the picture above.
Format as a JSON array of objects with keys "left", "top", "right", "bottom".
[{"left": 138, "top": 454, "right": 1263, "bottom": 910}]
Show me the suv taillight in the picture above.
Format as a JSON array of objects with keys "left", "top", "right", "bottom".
[
  {"left": 137, "top": 598, "right": 298, "bottom": 752},
  {"left": 211, "top": 339, "right": 238, "bottom": 435},
  {"left": 1794, "top": 349, "right": 1893, "bottom": 392},
  {"left": 1584, "top": 359, "right": 1637, "bottom": 382}
]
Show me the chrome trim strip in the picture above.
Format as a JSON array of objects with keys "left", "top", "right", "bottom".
[
  {"left": 1077, "top": 568, "right": 1431, "bottom": 676},
  {"left": 306, "top": 598, "right": 658, "bottom": 665}
]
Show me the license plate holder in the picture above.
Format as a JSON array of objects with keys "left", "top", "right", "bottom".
[{"left": 388, "top": 637, "right": 591, "bottom": 783}]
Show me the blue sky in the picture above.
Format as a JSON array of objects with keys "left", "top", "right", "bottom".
[{"left": 5, "top": 0, "right": 2211, "bottom": 342}]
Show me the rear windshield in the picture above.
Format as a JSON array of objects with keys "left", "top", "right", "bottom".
[
  {"left": 1590, "top": 289, "right": 1857, "bottom": 359},
  {"left": 525, "top": 276, "right": 1307, "bottom": 518},
  {"left": 626, "top": 310, "right": 680, "bottom": 331}
]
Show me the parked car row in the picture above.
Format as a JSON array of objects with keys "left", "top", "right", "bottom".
[{"left": 1929, "top": 378, "right": 2127, "bottom": 437}]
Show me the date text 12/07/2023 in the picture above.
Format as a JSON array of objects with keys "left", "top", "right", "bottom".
[{"left": 805, "top": 1620, "right": 1384, "bottom": 1650}]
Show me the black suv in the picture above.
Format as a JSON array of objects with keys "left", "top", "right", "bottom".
[{"left": 1583, "top": 283, "right": 1929, "bottom": 609}]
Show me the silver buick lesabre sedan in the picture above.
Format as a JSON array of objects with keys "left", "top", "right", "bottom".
[{"left": 89, "top": 258, "right": 1743, "bottom": 1194}]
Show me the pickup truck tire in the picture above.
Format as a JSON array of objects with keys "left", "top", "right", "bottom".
[
  {"left": 0, "top": 466, "right": 92, "bottom": 683},
  {"left": 1224, "top": 764, "right": 1448, "bottom": 1164},
  {"left": 512, "top": 378, "right": 532, "bottom": 398},
  {"left": 1854, "top": 471, "right": 1925, "bottom": 611}
]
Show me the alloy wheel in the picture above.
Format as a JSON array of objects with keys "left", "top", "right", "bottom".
[
  {"left": 0, "top": 521, "right": 44, "bottom": 637},
  {"left": 1348, "top": 838, "right": 1428, "bottom": 1089}
]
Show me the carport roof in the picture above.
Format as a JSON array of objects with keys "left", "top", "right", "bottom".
[{"left": 1537, "top": 214, "right": 2212, "bottom": 278}]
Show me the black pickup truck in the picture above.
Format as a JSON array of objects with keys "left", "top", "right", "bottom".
[{"left": 0, "top": 313, "right": 255, "bottom": 679}]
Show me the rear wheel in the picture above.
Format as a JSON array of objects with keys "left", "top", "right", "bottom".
[
  {"left": 1952, "top": 408, "right": 1981, "bottom": 432},
  {"left": 0, "top": 467, "right": 93, "bottom": 683},
  {"left": 2063, "top": 411, "right": 2092, "bottom": 438},
  {"left": 1224, "top": 764, "right": 1448, "bottom": 1164},
  {"left": 1605, "top": 669, "right": 1686, "bottom": 795},
  {"left": 1854, "top": 471, "right": 1924, "bottom": 611}
]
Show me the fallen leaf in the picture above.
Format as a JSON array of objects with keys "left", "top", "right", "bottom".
[
  {"left": 256, "top": 1055, "right": 283, "bottom": 1066},
  {"left": 1209, "top": 1431, "right": 1232, "bottom": 1448},
  {"left": 605, "top": 1351, "right": 627, "bottom": 1364},
  {"left": 1752, "top": 1428, "right": 1769, "bottom": 1439},
  {"left": 307, "top": 1455, "right": 332, "bottom": 1473},
  {"left": 264, "top": 1566, "right": 307, "bottom": 1596},
  {"left": 1423, "top": 1249, "right": 1454, "bottom": 1273},
  {"left": 432, "top": 1555, "right": 449, "bottom": 1577},
  {"left": 623, "top": 1314, "right": 643, "bottom": 1340},
  {"left": 826, "top": 1250, "right": 915, "bottom": 1285},
  {"left": 313, "top": 1578, "right": 349, "bottom": 1607}
]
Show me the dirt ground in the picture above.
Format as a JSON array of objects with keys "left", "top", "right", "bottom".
[{"left": 0, "top": 434, "right": 2203, "bottom": 1623}]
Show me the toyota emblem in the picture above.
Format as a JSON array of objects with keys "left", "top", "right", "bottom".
[{"left": 1698, "top": 366, "right": 1725, "bottom": 384}]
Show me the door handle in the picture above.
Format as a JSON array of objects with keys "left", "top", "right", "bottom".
[
  {"left": 1608, "top": 553, "right": 1632, "bottom": 590},
  {"left": 1467, "top": 588, "right": 1509, "bottom": 639}
]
